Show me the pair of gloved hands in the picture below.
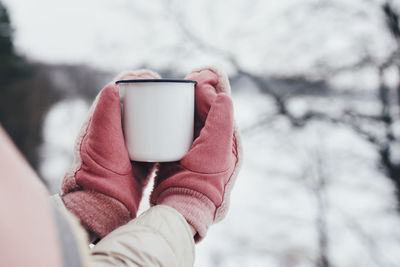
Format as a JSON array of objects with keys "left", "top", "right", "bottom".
[{"left": 61, "top": 67, "right": 242, "bottom": 242}]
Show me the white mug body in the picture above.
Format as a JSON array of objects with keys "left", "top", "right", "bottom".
[{"left": 118, "top": 80, "right": 195, "bottom": 162}]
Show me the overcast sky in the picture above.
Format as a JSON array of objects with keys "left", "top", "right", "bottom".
[{"left": 2, "top": 0, "right": 397, "bottom": 89}]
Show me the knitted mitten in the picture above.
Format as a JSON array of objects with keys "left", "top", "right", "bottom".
[
  {"left": 62, "top": 70, "right": 160, "bottom": 238},
  {"left": 150, "top": 67, "right": 243, "bottom": 241}
]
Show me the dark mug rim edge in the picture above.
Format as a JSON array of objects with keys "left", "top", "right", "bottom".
[{"left": 116, "top": 79, "right": 197, "bottom": 84}]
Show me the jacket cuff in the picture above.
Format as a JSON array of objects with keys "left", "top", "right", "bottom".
[
  {"left": 156, "top": 188, "right": 215, "bottom": 242},
  {"left": 92, "top": 205, "right": 195, "bottom": 267},
  {"left": 62, "top": 190, "right": 131, "bottom": 238}
]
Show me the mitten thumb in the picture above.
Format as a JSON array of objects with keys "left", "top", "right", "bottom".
[
  {"left": 181, "top": 93, "right": 234, "bottom": 173},
  {"left": 83, "top": 83, "right": 131, "bottom": 174}
]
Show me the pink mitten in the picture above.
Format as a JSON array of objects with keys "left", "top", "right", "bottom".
[
  {"left": 150, "top": 67, "right": 243, "bottom": 241},
  {"left": 62, "top": 70, "right": 160, "bottom": 238}
]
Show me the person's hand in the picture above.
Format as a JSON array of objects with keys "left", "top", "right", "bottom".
[
  {"left": 150, "top": 67, "right": 243, "bottom": 241},
  {"left": 62, "top": 70, "right": 160, "bottom": 238}
]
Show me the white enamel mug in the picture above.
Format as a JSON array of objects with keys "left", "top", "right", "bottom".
[{"left": 116, "top": 79, "right": 196, "bottom": 162}]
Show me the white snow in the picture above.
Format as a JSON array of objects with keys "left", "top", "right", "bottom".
[
  {"left": 40, "top": 98, "right": 89, "bottom": 193},
  {"left": 39, "top": 88, "right": 400, "bottom": 267}
]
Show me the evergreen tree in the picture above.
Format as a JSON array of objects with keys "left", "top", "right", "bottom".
[
  {"left": 0, "top": 1, "right": 55, "bottom": 173},
  {"left": 0, "top": 2, "right": 29, "bottom": 85}
]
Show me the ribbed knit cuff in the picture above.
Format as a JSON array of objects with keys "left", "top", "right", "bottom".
[
  {"left": 156, "top": 188, "right": 216, "bottom": 242},
  {"left": 62, "top": 190, "right": 131, "bottom": 238}
]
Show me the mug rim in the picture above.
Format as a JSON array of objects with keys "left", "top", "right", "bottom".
[{"left": 116, "top": 79, "right": 197, "bottom": 84}]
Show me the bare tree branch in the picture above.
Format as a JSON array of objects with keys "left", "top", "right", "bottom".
[
  {"left": 340, "top": 211, "right": 396, "bottom": 267},
  {"left": 168, "top": 0, "right": 400, "bottom": 210}
]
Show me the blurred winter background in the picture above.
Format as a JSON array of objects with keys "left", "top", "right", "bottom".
[{"left": 2, "top": 0, "right": 400, "bottom": 266}]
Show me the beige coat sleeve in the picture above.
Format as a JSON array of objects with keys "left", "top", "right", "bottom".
[
  {"left": 91, "top": 205, "right": 195, "bottom": 267},
  {"left": 51, "top": 195, "right": 195, "bottom": 267}
]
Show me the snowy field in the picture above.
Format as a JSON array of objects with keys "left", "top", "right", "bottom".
[{"left": 40, "top": 88, "right": 400, "bottom": 267}]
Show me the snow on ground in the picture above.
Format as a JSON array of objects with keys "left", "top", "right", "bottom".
[
  {"left": 40, "top": 98, "right": 89, "bottom": 193},
  {"left": 41, "top": 89, "right": 400, "bottom": 267}
]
